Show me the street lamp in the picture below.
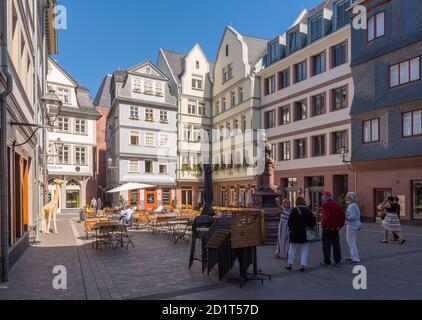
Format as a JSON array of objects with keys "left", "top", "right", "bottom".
[
  {"left": 107, "top": 157, "right": 119, "bottom": 170},
  {"left": 41, "top": 89, "right": 63, "bottom": 127}
]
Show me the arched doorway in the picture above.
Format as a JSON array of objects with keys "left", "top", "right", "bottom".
[{"left": 66, "top": 179, "right": 81, "bottom": 209}]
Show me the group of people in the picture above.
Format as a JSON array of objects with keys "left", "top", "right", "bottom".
[
  {"left": 275, "top": 191, "right": 406, "bottom": 272},
  {"left": 90, "top": 197, "right": 104, "bottom": 212}
]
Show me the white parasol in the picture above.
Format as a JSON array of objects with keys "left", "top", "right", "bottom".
[{"left": 107, "top": 182, "right": 155, "bottom": 193}]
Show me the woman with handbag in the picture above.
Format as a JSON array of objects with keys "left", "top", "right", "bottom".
[
  {"left": 380, "top": 196, "right": 406, "bottom": 244},
  {"left": 275, "top": 198, "right": 292, "bottom": 259},
  {"left": 286, "top": 196, "right": 317, "bottom": 272}
]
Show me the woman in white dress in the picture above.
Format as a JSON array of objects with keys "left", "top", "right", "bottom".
[{"left": 275, "top": 199, "right": 292, "bottom": 259}]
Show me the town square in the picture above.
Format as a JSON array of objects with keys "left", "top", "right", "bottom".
[{"left": 1, "top": 0, "right": 422, "bottom": 304}]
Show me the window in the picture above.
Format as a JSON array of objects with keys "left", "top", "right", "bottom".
[
  {"left": 231, "top": 91, "right": 236, "bottom": 107},
  {"left": 242, "top": 116, "right": 247, "bottom": 132},
  {"left": 332, "top": 131, "right": 347, "bottom": 154},
  {"left": 403, "top": 110, "right": 422, "bottom": 137},
  {"left": 238, "top": 87, "right": 244, "bottom": 103},
  {"left": 295, "top": 139, "right": 307, "bottom": 159},
  {"left": 368, "top": 12, "right": 385, "bottom": 41},
  {"left": 215, "top": 101, "right": 220, "bottom": 115},
  {"left": 295, "top": 60, "right": 307, "bottom": 83},
  {"left": 223, "top": 64, "right": 233, "bottom": 83},
  {"left": 335, "top": 0, "right": 351, "bottom": 29},
  {"left": 74, "top": 119, "right": 87, "bottom": 134},
  {"left": 310, "top": 15, "right": 323, "bottom": 42},
  {"left": 312, "top": 52, "right": 326, "bottom": 76},
  {"left": 183, "top": 125, "right": 191, "bottom": 141},
  {"left": 390, "top": 57, "right": 420, "bottom": 88},
  {"left": 269, "top": 41, "right": 280, "bottom": 65},
  {"left": 155, "top": 81, "right": 164, "bottom": 96},
  {"left": 128, "top": 160, "right": 139, "bottom": 173},
  {"left": 130, "top": 106, "right": 140, "bottom": 119},
  {"left": 159, "top": 164, "right": 168, "bottom": 174},
  {"left": 278, "top": 69, "right": 290, "bottom": 90},
  {"left": 198, "top": 103, "right": 206, "bottom": 116},
  {"left": 264, "top": 75, "right": 276, "bottom": 95},
  {"left": 225, "top": 44, "right": 229, "bottom": 57},
  {"left": 312, "top": 93, "right": 325, "bottom": 116},
  {"left": 294, "top": 100, "right": 307, "bottom": 121},
  {"left": 57, "top": 117, "right": 70, "bottom": 132},
  {"left": 289, "top": 30, "right": 300, "bottom": 53},
  {"left": 265, "top": 110, "right": 275, "bottom": 129},
  {"left": 58, "top": 145, "right": 70, "bottom": 164},
  {"left": 413, "top": 181, "right": 422, "bottom": 219},
  {"left": 192, "top": 77, "right": 203, "bottom": 90},
  {"left": 332, "top": 42, "right": 347, "bottom": 68},
  {"left": 363, "top": 118, "right": 380, "bottom": 143},
  {"left": 221, "top": 97, "right": 226, "bottom": 112},
  {"left": 279, "top": 105, "right": 291, "bottom": 125},
  {"left": 160, "top": 110, "right": 168, "bottom": 123},
  {"left": 145, "top": 132, "right": 155, "bottom": 146},
  {"left": 145, "top": 160, "right": 153, "bottom": 173},
  {"left": 56, "top": 87, "right": 71, "bottom": 105},
  {"left": 279, "top": 142, "right": 291, "bottom": 161},
  {"left": 196, "top": 61, "right": 200, "bottom": 69},
  {"left": 75, "top": 146, "right": 87, "bottom": 165},
  {"left": 144, "top": 79, "right": 153, "bottom": 95},
  {"left": 133, "top": 77, "right": 142, "bottom": 93},
  {"left": 160, "top": 134, "right": 169, "bottom": 147},
  {"left": 130, "top": 131, "right": 140, "bottom": 145},
  {"left": 312, "top": 135, "right": 326, "bottom": 157},
  {"left": 332, "top": 86, "right": 347, "bottom": 111},
  {"left": 188, "top": 101, "right": 196, "bottom": 115},
  {"left": 145, "top": 108, "right": 154, "bottom": 121}
]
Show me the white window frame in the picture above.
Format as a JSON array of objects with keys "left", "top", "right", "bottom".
[
  {"left": 129, "top": 131, "right": 140, "bottom": 146},
  {"left": 160, "top": 110, "right": 168, "bottom": 123},
  {"left": 133, "top": 77, "right": 142, "bottom": 93},
  {"left": 74, "top": 146, "right": 87, "bottom": 165},
  {"left": 128, "top": 160, "right": 140, "bottom": 173},
  {"left": 144, "top": 132, "right": 155, "bottom": 147},
  {"left": 130, "top": 106, "right": 140, "bottom": 120},
  {"left": 145, "top": 108, "right": 154, "bottom": 122},
  {"left": 159, "top": 134, "right": 169, "bottom": 147},
  {"left": 74, "top": 119, "right": 87, "bottom": 135}
]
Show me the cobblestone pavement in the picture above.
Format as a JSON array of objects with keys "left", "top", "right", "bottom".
[{"left": 1, "top": 213, "right": 422, "bottom": 300}]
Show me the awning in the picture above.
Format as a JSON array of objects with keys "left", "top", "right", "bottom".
[{"left": 107, "top": 183, "right": 155, "bottom": 194}]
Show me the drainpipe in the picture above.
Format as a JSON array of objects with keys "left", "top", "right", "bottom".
[{"left": 1, "top": 0, "right": 13, "bottom": 283}]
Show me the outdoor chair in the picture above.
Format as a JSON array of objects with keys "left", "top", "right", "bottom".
[
  {"left": 84, "top": 219, "right": 99, "bottom": 239},
  {"left": 93, "top": 224, "right": 115, "bottom": 250},
  {"left": 114, "top": 224, "right": 134, "bottom": 249}
]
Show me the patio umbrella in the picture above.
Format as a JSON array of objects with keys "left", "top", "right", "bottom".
[
  {"left": 246, "top": 190, "right": 254, "bottom": 208},
  {"left": 197, "top": 190, "right": 203, "bottom": 205},
  {"left": 239, "top": 190, "right": 245, "bottom": 206},
  {"left": 305, "top": 188, "right": 311, "bottom": 207},
  {"left": 106, "top": 182, "right": 155, "bottom": 193},
  {"left": 200, "top": 164, "right": 215, "bottom": 216}
]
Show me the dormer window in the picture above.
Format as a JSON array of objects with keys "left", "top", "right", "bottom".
[
  {"left": 335, "top": 0, "right": 351, "bottom": 30},
  {"left": 288, "top": 29, "right": 300, "bottom": 54},
  {"left": 310, "top": 15, "right": 323, "bottom": 43},
  {"left": 192, "top": 77, "right": 203, "bottom": 90},
  {"left": 269, "top": 41, "right": 280, "bottom": 65},
  {"left": 155, "top": 81, "right": 164, "bottom": 97},
  {"left": 196, "top": 61, "right": 200, "bottom": 69},
  {"left": 144, "top": 79, "right": 153, "bottom": 95}
]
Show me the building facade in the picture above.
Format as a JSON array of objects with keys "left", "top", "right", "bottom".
[
  {"left": 0, "top": 0, "right": 57, "bottom": 279},
  {"left": 46, "top": 59, "right": 99, "bottom": 212},
  {"left": 93, "top": 74, "right": 112, "bottom": 203},
  {"left": 350, "top": 0, "right": 422, "bottom": 222},
  {"left": 106, "top": 61, "right": 178, "bottom": 209},
  {"left": 211, "top": 27, "right": 267, "bottom": 207},
  {"left": 258, "top": 0, "right": 355, "bottom": 211},
  {"left": 157, "top": 45, "right": 213, "bottom": 209}
]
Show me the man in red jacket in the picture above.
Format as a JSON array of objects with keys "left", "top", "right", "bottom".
[{"left": 320, "top": 192, "right": 346, "bottom": 267}]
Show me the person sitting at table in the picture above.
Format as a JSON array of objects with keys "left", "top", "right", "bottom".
[{"left": 119, "top": 206, "right": 134, "bottom": 225}]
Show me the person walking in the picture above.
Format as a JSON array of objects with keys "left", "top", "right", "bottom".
[
  {"left": 392, "top": 196, "right": 401, "bottom": 241},
  {"left": 285, "top": 196, "right": 316, "bottom": 272},
  {"left": 90, "top": 197, "right": 97, "bottom": 211},
  {"left": 275, "top": 199, "right": 292, "bottom": 259},
  {"left": 345, "top": 192, "right": 361, "bottom": 264},
  {"left": 320, "top": 192, "right": 345, "bottom": 268},
  {"left": 380, "top": 196, "right": 406, "bottom": 244},
  {"left": 97, "top": 197, "right": 103, "bottom": 211}
]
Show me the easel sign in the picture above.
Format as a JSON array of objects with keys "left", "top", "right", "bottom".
[{"left": 231, "top": 210, "right": 266, "bottom": 249}]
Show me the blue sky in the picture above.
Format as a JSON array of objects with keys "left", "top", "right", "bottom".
[{"left": 56, "top": 0, "right": 323, "bottom": 98}]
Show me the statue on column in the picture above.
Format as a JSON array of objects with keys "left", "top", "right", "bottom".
[
  {"left": 41, "top": 178, "right": 64, "bottom": 234},
  {"left": 256, "top": 140, "right": 277, "bottom": 193}
]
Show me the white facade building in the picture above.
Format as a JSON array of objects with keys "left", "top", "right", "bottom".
[
  {"left": 46, "top": 59, "right": 99, "bottom": 212},
  {"left": 106, "top": 61, "right": 178, "bottom": 209},
  {"left": 157, "top": 44, "right": 213, "bottom": 209}
]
